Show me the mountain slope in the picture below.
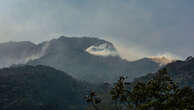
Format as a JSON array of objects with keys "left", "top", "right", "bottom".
[
  {"left": 165, "top": 56, "right": 194, "bottom": 87},
  {"left": 0, "top": 36, "right": 160, "bottom": 83},
  {"left": 133, "top": 56, "right": 194, "bottom": 88},
  {"left": 0, "top": 65, "right": 88, "bottom": 110},
  {"left": 0, "top": 41, "right": 50, "bottom": 68},
  {"left": 27, "top": 36, "right": 160, "bottom": 83},
  {"left": 0, "top": 41, "right": 38, "bottom": 67}
]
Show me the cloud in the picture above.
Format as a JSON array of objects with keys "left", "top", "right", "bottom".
[
  {"left": 86, "top": 43, "right": 119, "bottom": 57},
  {"left": 0, "top": 0, "right": 193, "bottom": 59}
]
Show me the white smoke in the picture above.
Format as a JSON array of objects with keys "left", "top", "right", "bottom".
[
  {"left": 23, "top": 42, "right": 50, "bottom": 63},
  {"left": 86, "top": 43, "right": 119, "bottom": 57},
  {"left": 0, "top": 42, "right": 50, "bottom": 68},
  {"left": 149, "top": 53, "right": 180, "bottom": 66}
]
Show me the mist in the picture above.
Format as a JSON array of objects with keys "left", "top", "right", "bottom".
[
  {"left": 0, "top": 41, "right": 49, "bottom": 68},
  {"left": 0, "top": 0, "right": 194, "bottom": 60}
]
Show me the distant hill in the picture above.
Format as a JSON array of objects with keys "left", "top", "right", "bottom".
[
  {"left": 0, "top": 41, "right": 40, "bottom": 67},
  {"left": 165, "top": 56, "right": 194, "bottom": 87},
  {"left": 27, "top": 36, "right": 160, "bottom": 83},
  {"left": 133, "top": 56, "right": 194, "bottom": 88},
  {"left": 0, "top": 36, "right": 160, "bottom": 83},
  {"left": 0, "top": 65, "right": 89, "bottom": 110}
]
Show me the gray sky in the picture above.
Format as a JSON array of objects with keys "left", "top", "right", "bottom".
[{"left": 0, "top": 0, "right": 194, "bottom": 60}]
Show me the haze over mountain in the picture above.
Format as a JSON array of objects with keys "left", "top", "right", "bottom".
[
  {"left": 0, "top": 1, "right": 193, "bottom": 110},
  {"left": 0, "top": 41, "right": 47, "bottom": 67},
  {"left": 1, "top": 0, "right": 194, "bottom": 59},
  {"left": 0, "top": 36, "right": 165, "bottom": 83}
]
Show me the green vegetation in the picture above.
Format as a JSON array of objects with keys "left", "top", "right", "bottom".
[
  {"left": 0, "top": 65, "right": 89, "bottom": 110},
  {"left": 0, "top": 62, "right": 194, "bottom": 110},
  {"left": 86, "top": 68, "right": 194, "bottom": 110}
]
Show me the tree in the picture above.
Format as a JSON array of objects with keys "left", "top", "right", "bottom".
[
  {"left": 84, "top": 91, "right": 102, "bottom": 110},
  {"left": 86, "top": 68, "right": 194, "bottom": 110}
]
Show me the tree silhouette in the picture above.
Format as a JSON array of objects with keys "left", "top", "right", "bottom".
[
  {"left": 84, "top": 91, "right": 102, "bottom": 110},
  {"left": 86, "top": 68, "right": 194, "bottom": 110}
]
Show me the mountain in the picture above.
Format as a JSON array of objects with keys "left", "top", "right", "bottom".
[
  {"left": 165, "top": 56, "right": 194, "bottom": 87},
  {"left": 27, "top": 36, "right": 160, "bottom": 83},
  {"left": 0, "top": 40, "right": 50, "bottom": 68},
  {"left": 133, "top": 56, "right": 194, "bottom": 88},
  {"left": 0, "top": 36, "right": 160, "bottom": 83},
  {"left": 0, "top": 65, "right": 89, "bottom": 110},
  {"left": 0, "top": 41, "right": 39, "bottom": 67}
]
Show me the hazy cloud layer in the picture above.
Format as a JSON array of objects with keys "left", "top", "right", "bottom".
[{"left": 0, "top": 0, "right": 194, "bottom": 60}]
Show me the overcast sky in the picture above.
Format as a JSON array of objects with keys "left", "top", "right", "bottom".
[{"left": 0, "top": 0, "right": 194, "bottom": 60}]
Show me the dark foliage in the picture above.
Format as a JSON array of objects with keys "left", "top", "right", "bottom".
[
  {"left": 86, "top": 68, "right": 194, "bottom": 110},
  {"left": 0, "top": 65, "right": 90, "bottom": 110}
]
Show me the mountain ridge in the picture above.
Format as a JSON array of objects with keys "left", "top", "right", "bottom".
[
  {"left": 0, "top": 36, "right": 161, "bottom": 83},
  {"left": 132, "top": 56, "right": 194, "bottom": 88}
]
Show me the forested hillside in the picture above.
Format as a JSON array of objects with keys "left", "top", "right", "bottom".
[{"left": 0, "top": 65, "right": 90, "bottom": 110}]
